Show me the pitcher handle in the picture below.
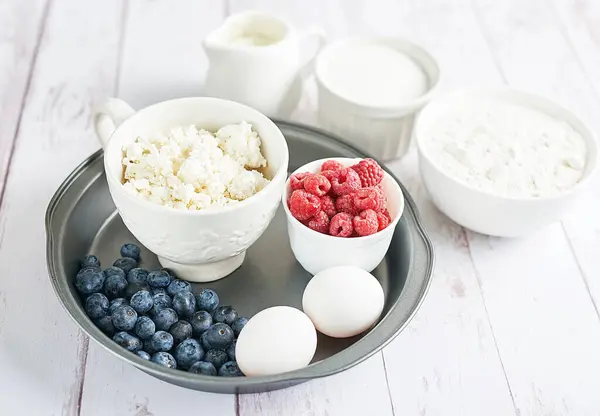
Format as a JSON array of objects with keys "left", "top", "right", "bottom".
[
  {"left": 93, "top": 98, "right": 136, "bottom": 148},
  {"left": 297, "top": 27, "right": 327, "bottom": 81}
]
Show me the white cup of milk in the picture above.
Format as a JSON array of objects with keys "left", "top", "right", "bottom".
[
  {"left": 314, "top": 37, "right": 440, "bottom": 160},
  {"left": 202, "top": 11, "right": 326, "bottom": 118}
]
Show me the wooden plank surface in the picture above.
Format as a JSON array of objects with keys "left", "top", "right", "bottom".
[
  {"left": 469, "top": 0, "right": 600, "bottom": 414},
  {"left": 0, "top": 0, "right": 123, "bottom": 414},
  {"left": 0, "top": 0, "right": 48, "bottom": 202},
  {"left": 78, "top": 1, "right": 236, "bottom": 415},
  {"left": 1, "top": 0, "right": 600, "bottom": 415}
]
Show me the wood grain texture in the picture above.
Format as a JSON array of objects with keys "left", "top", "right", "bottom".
[
  {"left": 228, "top": 1, "right": 395, "bottom": 415},
  {"left": 552, "top": 0, "right": 600, "bottom": 320},
  {"left": 238, "top": 355, "right": 394, "bottom": 416},
  {"left": 314, "top": 1, "right": 516, "bottom": 414},
  {"left": 78, "top": 1, "right": 235, "bottom": 414},
  {"left": 469, "top": 0, "right": 600, "bottom": 414},
  {"left": 0, "top": 0, "right": 123, "bottom": 414},
  {"left": 1, "top": 0, "right": 600, "bottom": 414},
  {"left": 0, "top": 0, "right": 48, "bottom": 203}
]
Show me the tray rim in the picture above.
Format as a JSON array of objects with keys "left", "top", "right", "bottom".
[{"left": 45, "top": 119, "right": 435, "bottom": 391}]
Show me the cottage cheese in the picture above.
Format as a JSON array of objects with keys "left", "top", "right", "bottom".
[
  {"left": 121, "top": 122, "right": 270, "bottom": 210},
  {"left": 422, "top": 100, "right": 587, "bottom": 198}
]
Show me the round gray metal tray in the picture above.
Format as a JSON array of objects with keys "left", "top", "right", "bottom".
[{"left": 45, "top": 120, "right": 434, "bottom": 394}]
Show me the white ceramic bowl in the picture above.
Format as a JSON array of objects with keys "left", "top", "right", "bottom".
[
  {"left": 282, "top": 157, "right": 404, "bottom": 275},
  {"left": 314, "top": 37, "right": 440, "bottom": 161},
  {"left": 93, "top": 97, "right": 289, "bottom": 282},
  {"left": 415, "top": 88, "right": 599, "bottom": 237}
]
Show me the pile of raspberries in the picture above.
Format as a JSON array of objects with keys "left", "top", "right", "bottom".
[{"left": 287, "top": 158, "right": 392, "bottom": 237}]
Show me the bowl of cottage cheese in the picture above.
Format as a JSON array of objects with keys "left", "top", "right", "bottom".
[
  {"left": 93, "top": 97, "right": 289, "bottom": 281},
  {"left": 414, "top": 88, "right": 598, "bottom": 237}
]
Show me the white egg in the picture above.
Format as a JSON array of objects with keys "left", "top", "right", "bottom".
[
  {"left": 236, "top": 306, "right": 317, "bottom": 376},
  {"left": 302, "top": 266, "right": 385, "bottom": 338}
]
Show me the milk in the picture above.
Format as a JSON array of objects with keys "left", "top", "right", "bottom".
[{"left": 319, "top": 42, "right": 428, "bottom": 107}]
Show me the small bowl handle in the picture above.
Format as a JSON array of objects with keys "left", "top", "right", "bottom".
[{"left": 93, "top": 98, "right": 136, "bottom": 148}]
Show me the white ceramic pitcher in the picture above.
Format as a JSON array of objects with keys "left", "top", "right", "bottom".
[{"left": 202, "top": 11, "right": 326, "bottom": 117}]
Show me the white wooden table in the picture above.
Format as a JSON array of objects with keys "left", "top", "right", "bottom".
[{"left": 2, "top": 0, "right": 600, "bottom": 415}]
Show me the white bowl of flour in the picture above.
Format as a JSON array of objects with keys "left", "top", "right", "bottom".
[{"left": 415, "top": 88, "right": 598, "bottom": 237}]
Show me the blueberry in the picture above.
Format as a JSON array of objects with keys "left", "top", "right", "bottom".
[
  {"left": 195, "top": 289, "right": 219, "bottom": 312},
  {"left": 113, "top": 331, "right": 142, "bottom": 352},
  {"left": 188, "top": 361, "right": 217, "bottom": 376},
  {"left": 218, "top": 361, "right": 243, "bottom": 377},
  {"left": 113, "top": 257, "right": 137, "bottom": 274},
  {"left": 134, "top": 316, "right": 156, "bottom": 340},
  {"left": 108, "top": 298, "right": 128, "bottom": 315},
  {"left": 103, "top": 272, "right": 128, "bottom": 299},
  {"left": 205, "top": 323, "right": 234, "bottom": 350},
  {"left": 169, "top": 320, "right": 193, "bottom": 345},
  {"left": 231, "top": 317, "right": 248, "bottom": 337},
  {"left": 189, "top": 311, "right": 212, "bottom": 337},
  {"left": 152, "top": 307, "right": 178, "bottom": 331},
  {"left": 82, "top": 255, "right": 101, "bottom": 269},
  {"left": 147, "top": 270, "right": 172, "bottom": 288},
  {"left": 111, "top": 304, "right": 138, "bottom": 331},
  {"left": 167, "top": 279, "right": 191, "bottom": 297},
  {"left": 200, "top": 331, "right": 211, "bottom": 351},
  {"left": 85, "top": 293, "right": 109, "bottom": 319},
  {"left": 136, "top": 350, "right": 151, "bottom": 360},
  {"left": 127, "top": 268, "right": 148, "bottom": 285},
  {"left": 75, "top": 268, "right": 105, "bottom": 295},
  {"left": 151, "top": 352, "right": 177, "bottom": 369},
  {"left": 150, "top": 292, "right": 172, "bottom": 315},
  {"left": 152, "top": 287, "right": 167, "bottom": 296},
  {"left": 204, "top": 349, "right": 228, "bottom": 370},
  {"left": 172, "top": 291, "right": 196, "bottom": 318},
  {"left": 150, "top": 330, "right": 174, "bottom": 352},
  {"left": 213, "top": 306, "right": 238, "bottom": 326},
  {"left": 130, "top": 290, "right": 153, "bottom": 314},
  {"left": 226, "top": 340, "right": 236, "bottom": 362},
  {"left": 143, "top": 339, "right": 155, "bottom": 354},
  {"left": 94, "top": 315, "right": 115, "bottom": 336},
  {"left": 124, "top": 282, "right": 151, "bottom": 300},
  {"left": 120, "top": 243, "right": 141, "bottom": 261},
  {"left": 103, "top": 266, "right": 126, "bottom": 279},
  {"left": 174, "top": 339, "right": 204, "bottom": 370}
]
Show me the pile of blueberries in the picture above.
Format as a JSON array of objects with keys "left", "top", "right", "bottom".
[{"left": 75, "top": 243, "right": 247, "bottom": 377}]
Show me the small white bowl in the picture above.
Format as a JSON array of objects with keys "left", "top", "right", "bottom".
[
  {"left": 314, "top": 37, "right": 440, "bottom": 161},
  {"left": 282, "top": 157, "right": 404, "bottom": 275},
  {"left": 415, "top": 87, "right": 599, "bottom": 237}
]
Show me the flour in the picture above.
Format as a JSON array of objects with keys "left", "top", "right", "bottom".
[
  {"left": 319, "top": 42, "right": 428, "bottom": 107},
  {"left": 421, "top": 100, "right": 587, "bottom": 198}
]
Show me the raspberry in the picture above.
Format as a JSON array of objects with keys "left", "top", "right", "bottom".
[
  {"left": 288, "top": 190, "right": 321, "bottom": 221},
  {"left": 321, "top": 160, "right": 344, "bottom": 172},
  {"left": 321, "top": 170, "right": 338, "bottom": 184},
  {"left": 290, "top": 172, "right": 310, "bottom": 191},
  {"left": 351, "top": 158, "right": 384, "bottom": 187},
  {"left": 353, "top": 209, "right": 379, "bottom": 236},
  {"left": 303, "top": 174, "right": 331, "bottom": 196},
  {"left": 329, "top": 213, "right": 354, "bottom": 237},
  {"left": 335, "top": 194, "right": 361, "bottom": 216},
  {"left": 320, "top": 195, "right": 337, "bottom": 217},
  {"left": 308, "top": 211, "right": 330, "bottom": 234},
  {"left": 353, "top": 187, "right": 385, "bottom": 212},
  {"left": 376, "top": 211, "right": 390, "bottom": 231},
  {"left": 330, "top": 168, "right": 361, "bottom": 196}
]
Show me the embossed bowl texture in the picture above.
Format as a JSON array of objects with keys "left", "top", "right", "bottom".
[
  {"left": 46, "top": 121, "right": 434, "bottom": 394},
  {"left": 99, "top": 97, "right": 290, "bottom": 282}
]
